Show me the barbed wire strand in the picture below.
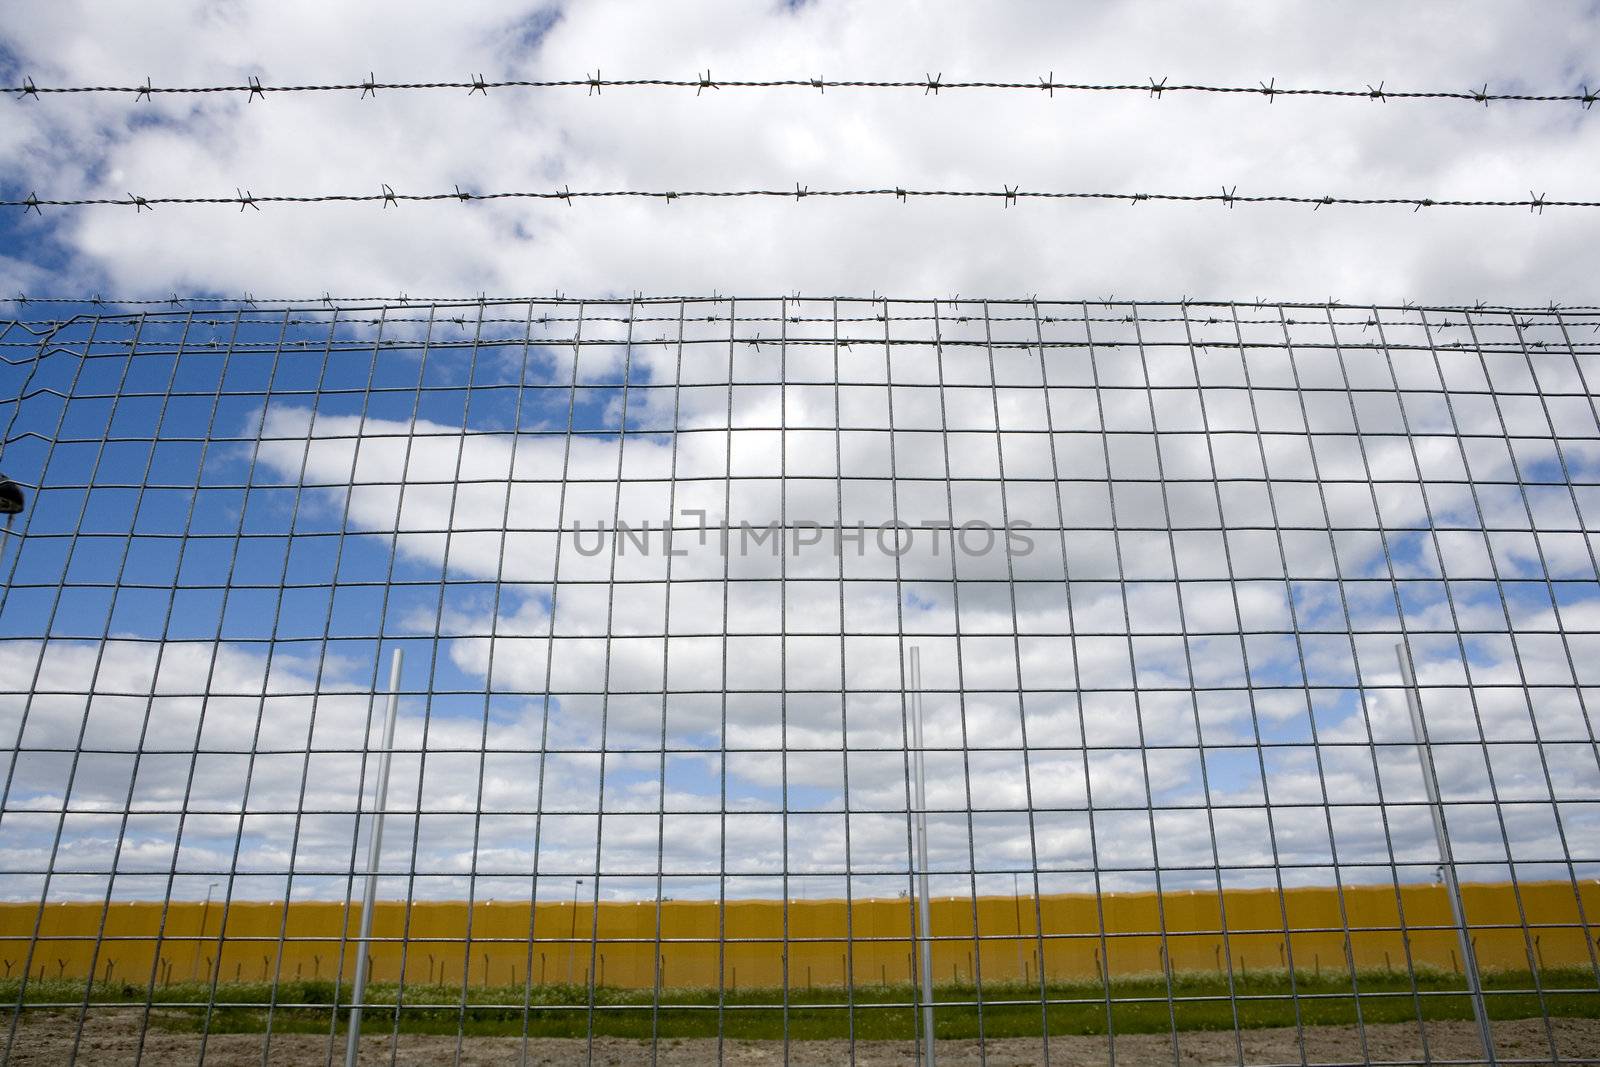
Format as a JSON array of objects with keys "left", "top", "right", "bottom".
[
  {"left": 3, "top": 295, "right": 1598, "bottom": 313},
  {"left": 7, "top": 73, "right": 1600, "bottom": 107},
  {"left": 1, "top": 186, "right": 1589, "bottom": 212}
]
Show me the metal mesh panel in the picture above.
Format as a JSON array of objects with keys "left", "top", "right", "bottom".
[{"left": 0, "top": 296, "right": 1596, "bottom": 1064}]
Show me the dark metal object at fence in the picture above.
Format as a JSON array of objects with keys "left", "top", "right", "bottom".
[{"left": 0, "top": 479, "right": 23, "bottom": 515}]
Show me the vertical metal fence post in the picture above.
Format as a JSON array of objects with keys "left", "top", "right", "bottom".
[
  {"left": 910, "top": 646, "right": 936, "bottom": 1065},
  {"left": 1395, "top": 643, "right": 1494, "bottom": 1063},
  {"left": 346, "top": 647, "right": 404, "bottom": 1067}
]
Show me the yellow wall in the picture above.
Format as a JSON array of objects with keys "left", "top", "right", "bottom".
[{"left": 1, "top": 882, "right": 1595, "bottom": 990}]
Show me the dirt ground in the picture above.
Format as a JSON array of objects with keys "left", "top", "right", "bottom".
[{"left": 5, "top": 1010, "right": 1597, "bottom": 1065}]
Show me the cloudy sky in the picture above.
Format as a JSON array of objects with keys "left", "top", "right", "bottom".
[
  {"left": 0, "top": 1, "right": 1598, "bottom": 927},
  {"left": 2, "top": 298, "right": 1596, "bottom": 915},
  {"left": 2, "top": 0, "right": 1600, "bottom": 301}
]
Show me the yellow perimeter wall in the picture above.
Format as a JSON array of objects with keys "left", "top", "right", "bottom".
[{"left": 1, "top": 882, "right": 1595, "bottom": 990}]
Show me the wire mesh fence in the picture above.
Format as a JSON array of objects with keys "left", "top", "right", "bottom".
[{"left": 0, "top": 296, "right": 1596, "bottom": 1065}]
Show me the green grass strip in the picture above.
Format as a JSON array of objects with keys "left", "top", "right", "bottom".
[{"left": 2, "top": 969, "right": 1594, "bottom": 1041}]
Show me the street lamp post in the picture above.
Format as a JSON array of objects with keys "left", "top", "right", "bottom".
[
  {"left": 191, "top": 882, "right": 218, "bottom": 981},
  {"left": 569, "top": 878, "right": 584, "bottom": 984},
  {"left": 1013, "top": 872, "right": 1025, "bottom": 982}
]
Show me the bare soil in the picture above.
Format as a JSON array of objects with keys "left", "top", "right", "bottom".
[{"left": 6, "top": 1009, "right": 1596, "bottom": 1065}]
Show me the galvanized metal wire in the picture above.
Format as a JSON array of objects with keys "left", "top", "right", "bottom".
[
  {"left": 8, "top": 73, "right": 1599, "bottom": 106},
  {"left": 0, "top": 296, "right": 1596, "bottom": 1065},
  {"left": 3, "top": 187, "right": 1594, "bottom": 213}
]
